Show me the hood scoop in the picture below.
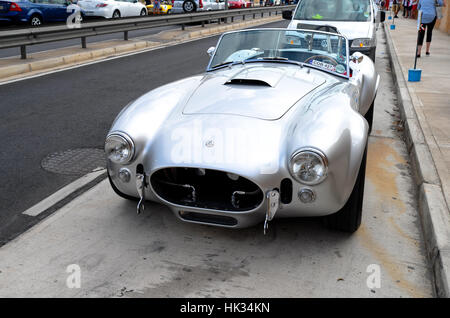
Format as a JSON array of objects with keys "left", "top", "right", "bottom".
[
  {"left": 225, "top": 78, "right": 272, "bottom": 87},
  {"left": 224, "top": 66, "right": 285, "bottom": 88}
]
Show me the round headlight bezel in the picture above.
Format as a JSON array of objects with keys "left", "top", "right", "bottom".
[
  {"left": 289, "top": 148, "right": 328, "bottom": 185},
  {"left": 105, "top": 133, "right": 135, "bottom": 164}
]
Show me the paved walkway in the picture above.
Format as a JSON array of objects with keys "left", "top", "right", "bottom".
[{"left": 387, "top": 16, "right": 450, "bottom": 209}]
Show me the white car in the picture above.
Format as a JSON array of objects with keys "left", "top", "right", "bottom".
[
  {"left": 172, "top": 0, "right": 225, "bottom": 14},
  {"left": 78, "top": 0, "right": 147, "bottom": 19}
]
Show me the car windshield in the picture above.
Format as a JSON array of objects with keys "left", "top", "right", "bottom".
[
  {"left": 294, "top": 0, "right": 371, "bottom": 22},
  {"left": 208, "top": 29, "right": 349, "bottom": 78}
]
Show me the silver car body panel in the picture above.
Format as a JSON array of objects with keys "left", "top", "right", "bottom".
[{"left": 106, "top": 29, "right": 379, "bottom": 229}]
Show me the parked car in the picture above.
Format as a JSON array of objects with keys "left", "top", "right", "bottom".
[
  {"left": 264, "top": 0, "right": 281, "bottom": 6},
  {"left": 0, "top": 0, "right": 83, "bottom": 26},
  {"left": 105, "top": 28, "right": 379, "bottom": 234},
  {"left": 228, "top": 0, "right": 250, "bottom": 8},
  {"left": 172, "top": 0, "right": 224, "bottom": 14},
  {"left": 77, "top": 0, "right": 147, "bottom": 19},
  {"left": 284, "top": 0, "right": 385, "bottom": 61},
  {"left": 146, "top": 0, "right": 172, "bottom": 14}
]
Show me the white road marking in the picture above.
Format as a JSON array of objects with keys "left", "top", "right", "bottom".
[{"left": 22, "top": 168, "right": 106, "bottom": 217}]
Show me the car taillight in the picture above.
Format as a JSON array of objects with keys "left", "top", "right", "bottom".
[
  {"left": 199, "top": 0, "right": 203, "bottom": 8},
  {"left": 9, "top": 2, "right": 22, "bottom": 11},
  {"left": 96, "top": 3, "right": 108, "bottom": 7}
]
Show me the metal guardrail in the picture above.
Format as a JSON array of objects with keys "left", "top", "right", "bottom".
[{"left": 0, "top": 5, "right": 296, "bottom": 59}]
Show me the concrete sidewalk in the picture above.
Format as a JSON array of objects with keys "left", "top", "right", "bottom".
[
  {"left": 384, "top": 17, "right": 450, "bottom": 297},
  {"left": 0, "top": 15, "right": 282, "bottom": 83}
]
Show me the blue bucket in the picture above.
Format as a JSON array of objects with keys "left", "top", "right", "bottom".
[
  {"left": 408, "top": 69, "right": 422, "bottom": 82},
  {"left": 390, "top": 24, "right": 396, "bottom": 30},
  {"left": 388, "top": 16, "right": 392, "bottom": 20}
]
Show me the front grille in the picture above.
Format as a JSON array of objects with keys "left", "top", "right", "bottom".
[{"left": 150, "top": 168, "right": 264, "bottom": 211}]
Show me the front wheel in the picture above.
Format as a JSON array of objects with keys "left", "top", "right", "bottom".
[
  {"left": 183, "top": 0, "right": 196, "bottom": 13},
  {"left": 29, "top": 14, "right": 43, "bottom": 27},
  {"left": 140, "top": 9, "right": 147, "bottom": 16},
  {"left": 112, "top": 10, "right": 121, "bottom": 19},
  {"left": 323, "top": 144, "right": 367, "bottom": 233},
  {"left": 365, "top": 100, "right": 374, "bottom": 134}
]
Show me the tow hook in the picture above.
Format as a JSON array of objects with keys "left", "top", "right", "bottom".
[
  {"left": 264, "top": 189, "right": 280, "bottom": 235},
  {"left": 136, "top": 172, "right": 147, "bottom": 214}
]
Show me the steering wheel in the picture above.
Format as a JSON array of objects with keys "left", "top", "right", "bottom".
[{"left": 304, "top": 55, "right": 339, "bottom": 66}]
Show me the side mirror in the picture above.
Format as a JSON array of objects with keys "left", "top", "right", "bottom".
[
  {"left": 380, "top": 11, "right": 385, "bottom": 22},
  {"left": 207, "top": 46, "right": 215, "bottom": 57},
  {"left": 350, "top": 52, "right": 364, "bottom": 64},
  {"left": 282, "top": 10, "right": 292, "bottom": 20}
]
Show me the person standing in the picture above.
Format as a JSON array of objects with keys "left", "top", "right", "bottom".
[
  {"left": 392, "top": 0, "right": 400, "bottom": 17},
  {"left": 416, "top": 0, "right": 446, "bottom": 57}
]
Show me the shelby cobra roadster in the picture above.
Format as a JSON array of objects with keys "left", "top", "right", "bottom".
[{"left": 105, "top": 28, "right": 379, "bottom": 234}]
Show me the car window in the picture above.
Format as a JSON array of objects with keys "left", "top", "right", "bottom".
[{"left": 294, "top": 0, "right": 371, "bottom": 22}]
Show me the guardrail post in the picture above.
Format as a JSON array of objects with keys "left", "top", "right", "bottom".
[
  {"left": 124, "top": 31, "right": 128, "bottom": 41},
  {"left": 81, "top": 37, "right": 86, "bottom": 49},
  {"left": 218, "top": 17, "right": 221, "bottom": 24},
  {"left": 253, "top": 13, "right": 255, "bottom": 19},
  {"left": 261, "top": 12, "right": 263, "bottom": 18},
  {"left": 231, "top": 16, "right": 234, "bottom": 23},
  {"left": 201, "top": 20, "right": 205, "bottom": 27},
  {"left": 269, "top": 11, "right": 271, "bottom": 17},
  {"left": 181, "top": 24, "right": 185, "bottom": 31},
  {"left": 224, "top": 17, "right": 227, "bottom": 23},
  {"left": 20, "top": 45, "right": 26, "bottom": 60},
  {"left": 243, "top": 14, "right": 245, "bottom": 21}
]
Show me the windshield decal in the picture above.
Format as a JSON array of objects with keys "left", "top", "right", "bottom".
[
  {"left": 335, "top": 64, "right": 346, "bottom": 74},
  {"left": 312, "top": 14, "right": 324, "bottom": 20},
  {"left": 309, "top": 60, "right": 336, "bottom": 72}
]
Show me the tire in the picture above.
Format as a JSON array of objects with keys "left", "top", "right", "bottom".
[
  {"left": 29, "top": 14, "right": 43, "bottom": 27},
  {"left": 108, "top": 172, "right": 138, "bottom": 202},
  {"left": 368, "top": 47, "right": 376, "bottom": 62},
  {"left": 365, "top": 100, "right": 374, "bottom": 134},
  {"left": 183, "top": 0, "right": 196, "bottom": 13},
  {"left": 324, "top": 144, "right": 367, "bottom": 233},
  {"left": 112, "top": 10, "right": 121, "bottom": 19},
  {"left": 140, "top": 9, "right": 147, "bottom": 16}
]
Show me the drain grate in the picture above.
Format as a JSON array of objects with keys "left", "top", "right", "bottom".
[{"left": 41, "top": 148, "right": 106, "bottom": 175}]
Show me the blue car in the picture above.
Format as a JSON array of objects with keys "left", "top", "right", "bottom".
[{"left": 0, "top": 0, "right": 83, "bottom": 26}]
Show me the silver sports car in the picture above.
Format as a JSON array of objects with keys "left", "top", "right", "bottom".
[{"left": 105, "top": 28, "right": 379, "bottom": 234}]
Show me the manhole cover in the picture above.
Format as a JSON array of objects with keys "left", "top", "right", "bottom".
[{"left": 41, "top": 148, "right": 106, "bottom": 175}]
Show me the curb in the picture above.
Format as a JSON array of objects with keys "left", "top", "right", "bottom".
[
  {"left": 0, "top": 15, "right": 282, "bottom": 82},
  {"left": 383, "top": 23, "right": 450, "bottom": 298}
]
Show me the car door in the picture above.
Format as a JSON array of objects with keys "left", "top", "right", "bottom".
[
  {"left": 115, "top": 0, "right": 130, "bottom": 16},
  {"left": 128, "top": 0, "right": 142, "bottom": 15},
  {"left": 50, "top": 0, "right": 70, "bottom": 21}
]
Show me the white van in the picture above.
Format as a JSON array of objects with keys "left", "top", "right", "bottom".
[{"left": 283, "top": 0, "right": 385, "bottom": 61}]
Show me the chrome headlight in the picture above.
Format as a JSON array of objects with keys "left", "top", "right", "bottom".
[
  {"left": 289, "top": 148, "right": 328, "bottom": 185},
  {"left": 105, "top": 133, "right": 135, "bottom": 164},
  {"left": 351, "top": 38, "right": 374, "bottom": 48}
]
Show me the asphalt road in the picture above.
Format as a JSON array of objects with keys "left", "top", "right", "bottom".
[{"left": 0, "top": 19, "right": 289, "bottom": 246}]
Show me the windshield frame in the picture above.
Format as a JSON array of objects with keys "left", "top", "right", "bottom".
[
  {"left": 292, "top": 0, "right": 374, "bottom": 23},
  {"left": 206, "top": 28, "right": 351, "bottom": 80}
]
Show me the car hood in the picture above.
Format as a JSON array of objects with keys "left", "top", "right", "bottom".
[{"left": 182, "top": 64, "right": 326, "bottom": 120}]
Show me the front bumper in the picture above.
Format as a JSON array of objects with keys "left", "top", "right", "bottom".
[{"left": 107, "top": 160, "right": 354, "bottom": 229}]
